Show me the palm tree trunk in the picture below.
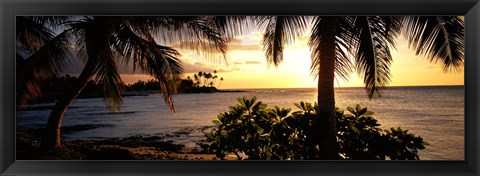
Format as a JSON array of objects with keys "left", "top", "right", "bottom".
[
  {"left": 316, "top": 17, "right": 338, "bottom": 160},
  {"left": 40, "top": 17, "right": 112, "bottom": 149},
  {"left": 40, "top": 58, "right": 97, "bottom": 149}
]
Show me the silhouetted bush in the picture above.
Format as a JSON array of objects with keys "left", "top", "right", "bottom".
[{"left": 205, "top": 96, "right": 428, "bottom": 160}]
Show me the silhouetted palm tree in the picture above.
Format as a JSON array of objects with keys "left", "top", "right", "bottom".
[
  {"left": 205, "top": 72, "right": 213, "bottom": 87},
  {"left": 193, "top": 74, "right": 200, "bottom": 87},
  {"left": 257, "top": 16, "right": 464, "bottom": 159},
  {"left": 212, "top": 70, "right": 219, "bottom": 86},
  {"left": 217, "top": 77, "right": 224, "bottom": 88},
  {"left": 212, "top": 75, "right": 219, "bottom": 86},
  {"left": 36, "top": 16, "right": 232, "bottom": 149},
  {"left": 198, "top": 71, "right": 204, "bottom": 86}
]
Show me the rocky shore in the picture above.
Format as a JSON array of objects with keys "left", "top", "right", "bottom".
[{"left": 16, "top": 125, "right": 235, "bottom": 160}]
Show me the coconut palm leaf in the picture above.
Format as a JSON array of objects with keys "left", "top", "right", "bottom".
[
  {"left": 144, "top": 16, "right": 227, "bottom": 60},
  {"left": 143, "top": 46, "right": 183, "bottom": 113},
  {"left": 402, "top": 16, "right": 464, "bottom": 71},
  {"left": 351, "top": 16, "right": 401, "bottom": 98},
  {"left": 29, "top": 16, "right": 74, "bottom": 29},
  {"left": 258, "top": 16, "right": 310, "bottom": 67},
  {"left": 113, "top": 19, "right": 183, "bottom": 75},
  {"left": 16, "top": 16, "right": 55, "bottom": 52},
  {"left": 112, "top": 20, "right": 183, "bottom": 112},
  {"left": 207, "top": 16, "right": 253, "bottom": 39},
  {"left": 93, "top": 46, "right": 124, "bottom": 111},
  {"left": 176, "top": 16, "right": 228, "bottom": 58}
]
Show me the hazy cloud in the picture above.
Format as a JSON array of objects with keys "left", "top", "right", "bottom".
[
  {"left": 183, "top": 62, "right": 216, "bottom": 73},
  {"left": 245, "top": 61, "right": 262, "bottom": 65},
  {"left": 169, "top": 37, "right": 261, "bottom": 53},
  {"left": 228, "top": 44, "right": 261, "bottom": 51},
  {"left": 182, "top": 61, "right": 235, "bottom": 74},
  {"left": 227, "top": 38, "right": 262, "bottom": 51}
]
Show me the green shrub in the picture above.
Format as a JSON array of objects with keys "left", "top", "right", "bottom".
[{"left": 205, "top": 96, "right": 428, "bottom": 160}]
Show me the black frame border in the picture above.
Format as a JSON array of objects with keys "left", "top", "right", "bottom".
[{"left": 1, "top": 0, "right": 479, "bottom": 175}]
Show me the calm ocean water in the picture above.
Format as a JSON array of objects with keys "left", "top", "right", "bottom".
[{"left": 17, "top": 86, "right": 464, "bottom": 160}]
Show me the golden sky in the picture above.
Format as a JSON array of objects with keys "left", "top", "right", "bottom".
[{"left": 121, "top": 30, "right": 464, "bottom": 89}]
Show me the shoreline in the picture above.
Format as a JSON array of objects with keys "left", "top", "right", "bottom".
[{"left": 22, "top": 85, "right": 463, "bottom": 105}]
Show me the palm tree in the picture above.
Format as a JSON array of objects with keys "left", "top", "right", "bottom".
[
  {"left": 204, "top": 72, "right": 213, "bottom": 87},
  {"left": 257, "top": 16, "right": 464, "bottom": 159},
  {"left": 217, "top": 77, "right": 224, "bottom": 88},
  {"left": 35, "top": 16, "right": 231, "bottom": 149},
  {"left": 193, "top": 73, "right": 200, "bottom": 87},
  {"left": 202, "top": 72, "right": 208, "bottom": 86},
  {"left": 212, "top": 70, "right": 219, "bottom": 86},
  {"left": 212, "top": 75, "right": 219, "bottom": 87},
  {"left": 198, "top": 71, "right": 204, "bottom": 86}
]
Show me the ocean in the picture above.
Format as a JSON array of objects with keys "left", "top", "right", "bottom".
[{"left": 16, "top": 86, "right": 464, "bottom": 160}]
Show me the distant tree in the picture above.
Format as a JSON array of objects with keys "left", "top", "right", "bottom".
[
  {"left": 198, "top": 72, "right": 204, "bottom": 86},
  {"left": 204, "top": 73, "right": 213, "bottom": 87},
  {"left": 179, "top": 79, "right": 195, "bottom": 90},
  {"left": 217, "top": 77, "right": 224, "bottom": 88},
  {"left": 193, "top": 74, "right": 200, "bottom": 87}
]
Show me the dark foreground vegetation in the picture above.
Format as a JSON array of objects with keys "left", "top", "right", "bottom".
[{"left": 205, "top": 97, "right": 428, "bottom": 160}]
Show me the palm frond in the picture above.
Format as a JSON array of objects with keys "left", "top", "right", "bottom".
[
  {"left": 381, "top": 16, "right": 402, "bottom": 49},
  {"left": 94, "top": 47, "right": 124, "bottom": 111},
  {"left": 402, "top": 16, "right": 464, "bottom": 71},
  {"left": 112, "top": 21, "right": 183, "bottom": 112},
  {"left": 146, "top": 16, "right": 228, "bottom": 61},
  {"left": 351, "top": 16, "right": 399, "bottom": 98},
  {"left": 122, "top": 17, "right": 157, "bottom": 42},
  {"left": 206, "top": 16, "right": 254, "bottom": 39},
  {"left": 259, "top": 16, "right": 310, "bottom": 67},
  {"left": 29, "top": 16, "right": 75, "bottom": 30},
  {"left": 141, "top": 45, "right": 183, "bottom": 113},
  {"left": 66, "top": 19, "right": 90, "bottom": 63},
  {"left": 16, "top": 16, "right": 55, "bottom": 52}
]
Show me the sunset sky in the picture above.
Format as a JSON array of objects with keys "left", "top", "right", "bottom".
[
  {"left": 116, "top": 31, "right": 464, "bottom": 89},
  {"left": 60, "top": 19, "right": 464, "bottom": 89}
]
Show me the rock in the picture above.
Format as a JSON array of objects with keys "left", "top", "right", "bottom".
[{"left": 84, "top": 148, "right": 137, "bottom": 160}]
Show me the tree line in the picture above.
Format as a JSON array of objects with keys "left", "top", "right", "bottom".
[{"left": 34, "top": 70, "right": 225, "bottom": 102}]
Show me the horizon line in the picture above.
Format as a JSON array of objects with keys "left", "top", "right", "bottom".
[{"left": 218, "top": 84, "right": 465, "bottom": 90}]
